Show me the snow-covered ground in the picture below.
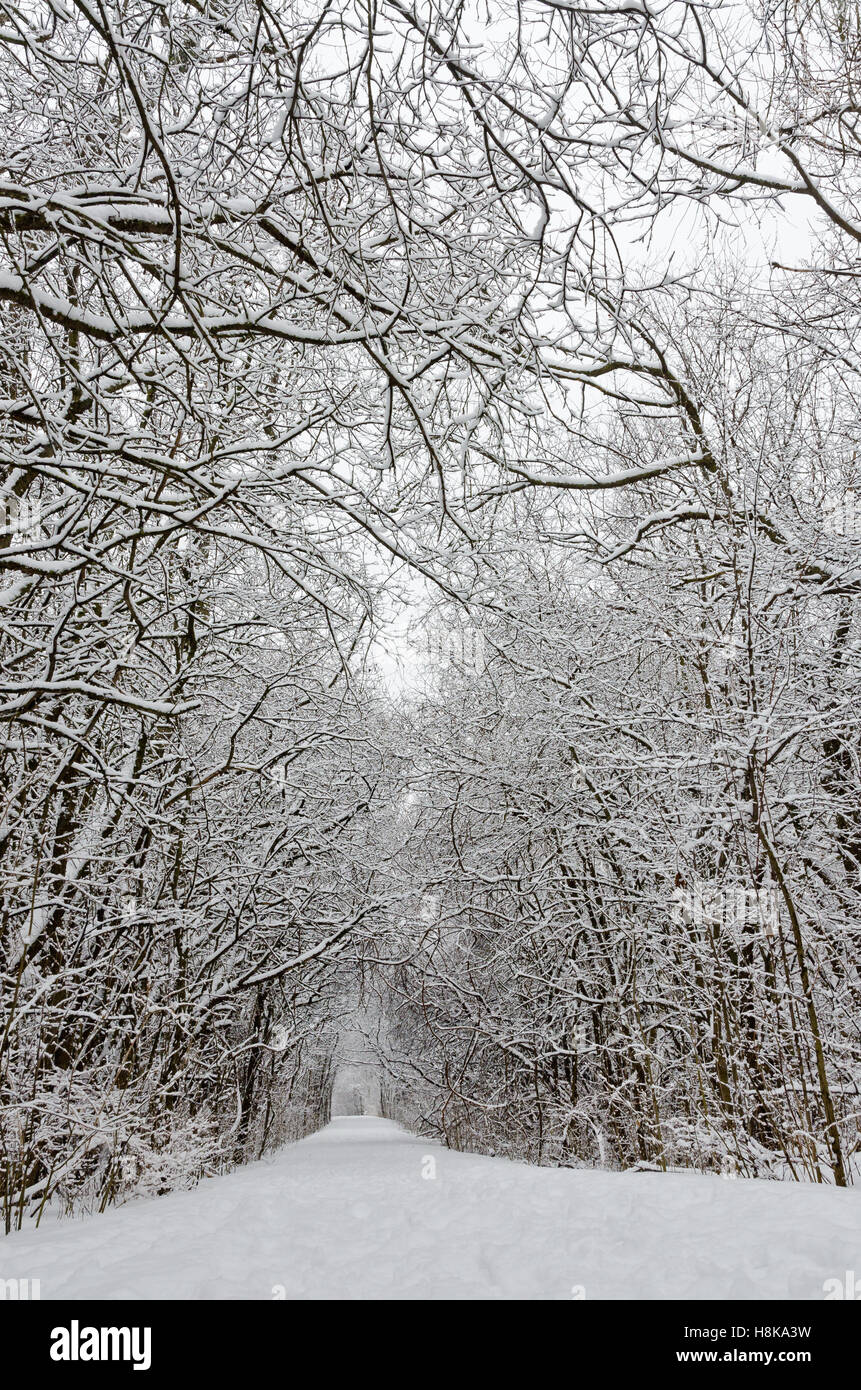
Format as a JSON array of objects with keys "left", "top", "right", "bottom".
[{"left": 2, "top": 1117, "right": 859, "bottom": 1299}]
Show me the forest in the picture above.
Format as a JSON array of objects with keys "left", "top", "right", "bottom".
[{"left": 1, "top": 0, "right": 860, "bottom": 1231}]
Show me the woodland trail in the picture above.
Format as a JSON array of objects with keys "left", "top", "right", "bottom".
[{"left": 3, "top": 1117, "right": 860, "bottom": 1300}]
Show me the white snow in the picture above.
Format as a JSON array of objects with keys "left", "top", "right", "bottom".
[{"left": 2, "top": 1117, "right": 859, "bottom": 1300}]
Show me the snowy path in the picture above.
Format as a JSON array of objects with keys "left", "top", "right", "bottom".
[{"left": 3, "top": 1117, "right": 860, "bottom": 1300}]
